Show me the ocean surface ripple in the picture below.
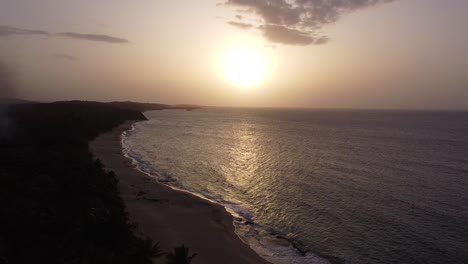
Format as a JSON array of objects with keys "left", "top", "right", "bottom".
[{"left": 122, "top": 108, "right": 468, "bottom": 264}]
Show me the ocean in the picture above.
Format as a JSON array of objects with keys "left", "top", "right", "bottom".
[{"left": 122, "top": 108, "right": 468, "bottom": 264}]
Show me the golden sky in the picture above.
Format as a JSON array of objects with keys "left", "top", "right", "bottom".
[{"left": 0, "top": 0, "right": 467, "bottom": 109}]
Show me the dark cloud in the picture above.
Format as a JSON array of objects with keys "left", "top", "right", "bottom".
[
  {"left": 52, "top": 53, "right": 77, "bottom": 61},
  {"left": 0, "top": 25, "right": 49, "bottom": 37},
  {"left": 0, "top": 25, "right": 129, "bottom": 44},
  {"left": 260, "top": 24, "right": 325, "bottom": 45},
  {"left": 57, "top": 32, "right": 129, "bottom": 44},
  {"left": 236, "top": 15, "right": 244, "bottom": 20},
  {"left": 227, "top": 21, "right": 255, "bottom": 29},
  {"left": 225, "top": 0, "right": 396, "bottom": 45}
]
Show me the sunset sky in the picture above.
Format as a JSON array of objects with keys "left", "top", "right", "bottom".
[{"left": 1, "top": 0, "right": 467, "bottom": 109}]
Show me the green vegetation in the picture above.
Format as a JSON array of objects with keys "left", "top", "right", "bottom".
[{"left": 0, "top": 101, "right": 196, "bottom": 264}]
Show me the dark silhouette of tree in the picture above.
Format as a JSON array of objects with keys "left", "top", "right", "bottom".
[
  {"left": 0, "top": 101, "right": 172, "bottom": 264},
  {"left": 142, "top": 238, "right": 164, "bottom": 263},
  {"left": 166, "top": 245, "right": 197, "bottom": 264}
]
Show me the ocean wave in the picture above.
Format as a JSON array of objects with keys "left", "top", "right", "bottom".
[{"left": 121, "top": 123, "right": 329, "bottom": 264}]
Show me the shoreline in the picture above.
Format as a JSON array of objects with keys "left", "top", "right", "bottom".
[{"left": 90, "top": 120, "right": 271, "bottom": 264}]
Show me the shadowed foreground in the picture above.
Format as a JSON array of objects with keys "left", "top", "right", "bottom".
[
  {"left": 0, "top": 100, "right": 268, "bottom": 264},
  {"left": 0, "top": 101, "right": 166, "bottom": 263}
]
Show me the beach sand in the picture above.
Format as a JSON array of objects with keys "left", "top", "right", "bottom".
[{"left": 90, "top": 121, "right": 271, "bottom": 264}]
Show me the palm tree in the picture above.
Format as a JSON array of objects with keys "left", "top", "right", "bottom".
[
  {"left": 166, "top": 245, "right": 197, "bottom": 264},
  {"left": 142, "top": 238, "right": 164, "bottom": 264}
]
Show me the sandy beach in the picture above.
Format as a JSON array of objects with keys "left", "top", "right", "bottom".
[{"left": 90, "top": 121, "right": 271, "bottom": 264}]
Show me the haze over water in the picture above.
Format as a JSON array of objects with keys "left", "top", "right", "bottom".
[{"left": 123, "top": 108, "right": 468, "bottom": 264}]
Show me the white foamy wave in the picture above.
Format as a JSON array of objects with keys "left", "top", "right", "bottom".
[
  {"left": 121, "top": 122, "right": 329, "bottom": 264},
  {"left": 119, "top": 109, "right": 468, "bottom": 264},
  {"left": 234, "top": 222, "right": 330, "bottom": 264}
]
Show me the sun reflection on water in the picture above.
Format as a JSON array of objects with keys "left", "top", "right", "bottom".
[{"left": 224, "top": 121, "right": 261, "bottom": 189}]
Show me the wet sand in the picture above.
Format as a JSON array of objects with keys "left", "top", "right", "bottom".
[{"left": 90, "top": 121, "right": 271, "bottom": 264}]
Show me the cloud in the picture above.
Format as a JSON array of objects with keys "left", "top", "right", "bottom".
[
  {"left": 260, "top": 24, "right": 324, "bottom": 45},
  {"left": 52, "top": 53, "right": 77, "bottom": 61},
  {"left": 57, "top": 32, "right": 129, "bottom": 44},
  {"left": 227, "top": 21, "right": 254, "bottom": 29},
  {"left": 0, "top": 25, "right": 49, "bottom": 37},
  {"left": 0, "top": 25, "right": 129, "bottom": 44},
  {"left": 225, "top": 0, "right": 396, "bottom": 45}
]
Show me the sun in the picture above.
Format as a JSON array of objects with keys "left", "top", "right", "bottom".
[{"left": 223, "top": 47, "right": 267, "bottom": 88}]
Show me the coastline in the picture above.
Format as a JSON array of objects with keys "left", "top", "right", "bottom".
[{"left": 90, "top": 120, "right": 271, "bottom": 264}]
